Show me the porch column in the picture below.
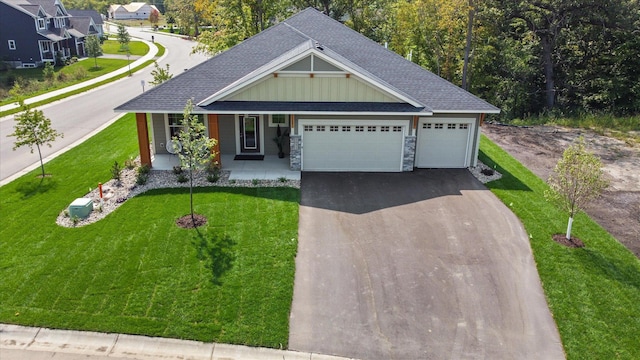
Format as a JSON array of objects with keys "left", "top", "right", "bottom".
[
  {"left": 135, "top": 112, "right": 152, "bottom": 168},
  {"left": 207, "top": 114, "right": 221, "bottom": 166}
]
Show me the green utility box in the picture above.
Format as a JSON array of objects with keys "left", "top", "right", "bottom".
[{"left": 69, "top": 198, "right": 93, "bottom": 218}]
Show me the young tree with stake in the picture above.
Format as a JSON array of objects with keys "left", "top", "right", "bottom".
[{"left": 545, "top": 137, "right": 608, "bottom": 240}]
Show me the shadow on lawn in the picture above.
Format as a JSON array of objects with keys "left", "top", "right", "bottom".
[
  {"left": 576, "top": 247, "right": 640, "bottom": 290},
  {"left": 139, "top": 186, "right": 299, "bottom": 204},
  {"left": 16, "top": 177, "right": 58, "bottom": 199},
  {"left": 193, "top": 230, "right": 236, "bottom": 285},
  {"left": 479, "top": 150, "right": 532, "bottom": 192}
]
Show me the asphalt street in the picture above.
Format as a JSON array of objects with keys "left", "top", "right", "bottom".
[{"left": 0, "top": 26, "right": 209, "bottom": 183}]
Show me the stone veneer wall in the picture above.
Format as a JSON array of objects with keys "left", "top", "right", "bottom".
[
  {"left": 403, "top": 135, "right": 416, "bottom": 171},
  {"left": 290, "top": 135, "right": 302, "bottom": 170}
]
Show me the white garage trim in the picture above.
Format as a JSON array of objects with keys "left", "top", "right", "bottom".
[
  {"left": 299, "top": 119, "right": 407, "bottom": 172},
  {"left": 415, "top": 118, "right": 475, "bottom": 168}
]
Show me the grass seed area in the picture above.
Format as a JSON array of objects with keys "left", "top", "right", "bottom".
[{"left": 0, "top": 114, "right": 299, "bottom": 347}]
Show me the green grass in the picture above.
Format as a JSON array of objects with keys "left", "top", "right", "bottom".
[
  {"left": 1, "top": 59, "right": 131, "bottom": 106},
  {"left": 479, "top": 135, "right": 640, "bottom": 360},
  {"left": 0, "top": 60, "right": 154, "bottom": 118},
  {"left": 0, "top": 114, "right": 299, "bottom": 347},
  {"left": 102, "top": 40, "right": 149, "bottom": 56}
]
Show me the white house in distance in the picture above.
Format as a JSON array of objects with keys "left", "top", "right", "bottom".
[{"left": 107, "top": 2, "right": 158, "bottom": 20}]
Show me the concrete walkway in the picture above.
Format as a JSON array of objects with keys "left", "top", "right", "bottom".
[
  {"left": 0, "top": 324, "right": 358, "bottom": 360},
  {"left": 0, "top": 38, "right": 158, "bottom": 113}
]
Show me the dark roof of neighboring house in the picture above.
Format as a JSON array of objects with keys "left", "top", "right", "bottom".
[
  {"left": 116, "top": 8, "right": 499, "bottom": 114},
  {"left": 68, "top": 9, "right": 103, "bottom": 24},
  {"left": 1, "top": 0, "right": 65, "bottom": 17},
  {"left": 69, "top": 16, "right": 95, "bottom": 36}
]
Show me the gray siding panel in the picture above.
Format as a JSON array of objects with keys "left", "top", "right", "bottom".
[
  {"left": 151, "top": 114, "right": 168, "bottom": 154},
  {"left": 218, "top": 115, "right": 235, "bottom": 154}
]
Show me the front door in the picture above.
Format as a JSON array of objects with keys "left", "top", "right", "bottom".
[{"left": 239, "top": 115, "right": 260, "bottom": 153}]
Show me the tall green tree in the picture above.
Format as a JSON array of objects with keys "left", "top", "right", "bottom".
[
  {"left": 85, "top": 35, "right": 102, "bottom": 69},
  {"left": 545, "top": 137, "right": 609, "bottom": 240},
  {"left": 8, "top": 103, "right": 64, "bottom": 178},
  {"left": 116, "top": 23, "right": 131, "bottom": 51},
  {"left": 173, "top": 99, "right": 217, "bottom": 227}
]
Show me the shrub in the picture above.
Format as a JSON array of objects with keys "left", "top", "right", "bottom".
[
  {"left": 72, "top": 66, "right": 88, "bottom": 81},
  {"left": 137, "top": 164, "right": 150, "bottom": 174},
  {"left": 111, "top": 161, "right": 121, "bottom": 182},
  {"left": 42, "top": 62, "right": 55, "bottom": 81},
  {"left": 278, "top": 176, "right": 287, "bottom": 183},
  {"left": 172, "top": 165, "right": 183, "bottom": 174},
  {"left": 207, "top": 173, "right": 219, "bottom": 183},
  {"left": 252, "top": 179, "right": 260, "bottom": 186},
  {"left": 176, "top": 173, "right": 188, "bottom": 183},
  {"left": 124, "top": 157, "right": 136, "bottom": 169},
  {"left": 136, "top": 172, "right": 148, "bottom": 185}
]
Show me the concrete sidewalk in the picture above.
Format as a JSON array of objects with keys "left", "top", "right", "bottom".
[
  {"left": 0, "top": 324, "right": 357, "bottom": 360},
  {"left": 0, "top": 37, "right": 158, "bottom": 114}
]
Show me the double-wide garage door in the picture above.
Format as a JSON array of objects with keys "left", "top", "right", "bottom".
[
  {"left": 301, "top": 120, "right": 405, "bottom": 172},
  {"left": 415, "top": 118, "right": 474, "bottom": 168}
]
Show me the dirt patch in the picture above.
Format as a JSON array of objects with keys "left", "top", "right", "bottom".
[
  {"left": 176, "top": 214, "right": 208, "bottom": 228},
  {"left": 552, "top": 234, "right": 585, "bottom": 248},
  {"left": 482, "top": 122, "right": 640, "bottom": 258}
]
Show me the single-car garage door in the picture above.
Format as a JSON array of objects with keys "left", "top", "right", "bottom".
[
  {"left": 416, "top": 118, "right": 474, "bottom": 168},
  {"left": 300, "top": 120, "right": 406, "bottom": 172}
]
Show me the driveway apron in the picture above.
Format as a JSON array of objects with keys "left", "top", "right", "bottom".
[{"left": 289, "top": 170, "right": 565, "bottom": 360}]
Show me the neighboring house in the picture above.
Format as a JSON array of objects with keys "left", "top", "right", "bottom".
[
  {"left": 0, "top": 0, "right": 99, "bottom": 68},
  {"left": 115, "top": 8, "right": 500, "bottom": 172},
  {"left": 68, "top": 9, "right": 104, "bottom": 38},
  {"left": 107, "top": 2, "right": 158, "bottom": 20}
]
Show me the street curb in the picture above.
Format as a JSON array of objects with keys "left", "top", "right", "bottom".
[{"left": 0, "top": 324, "right": 359, "bottom": 360}]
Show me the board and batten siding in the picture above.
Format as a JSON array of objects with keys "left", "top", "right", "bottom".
[
  {"left": 151, "top": 113, "right": 168, "bottom": 154},
  {"left": 226, "top": 76, "right": 400, "bottom": 103}
]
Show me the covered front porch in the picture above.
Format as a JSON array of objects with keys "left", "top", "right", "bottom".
[{"left": 150, "top": 154, "right": 301, "bottom": 181}]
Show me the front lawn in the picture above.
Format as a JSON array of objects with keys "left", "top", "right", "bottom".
[
  {"left": 1, "top": 59, "right": 131, "bottom": 106},
  {"left": 0, "top": 114, "right": 299, "bottom": 347},
  {"left": 102, "top": 40, "right": 149, "bottom": 56},
  {"left": 479, "top": 135, "right": 640, "bottom": 360}
]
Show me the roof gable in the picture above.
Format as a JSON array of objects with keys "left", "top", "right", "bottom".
[{"left": 115, "top": 8, "right": 499, "bottom": 114}]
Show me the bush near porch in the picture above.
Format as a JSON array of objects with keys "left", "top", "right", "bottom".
[{"left": 0, "top": 113, "right": 299, "bottom": 347}]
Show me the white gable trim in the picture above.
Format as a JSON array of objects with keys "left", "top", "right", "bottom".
[{"left": 197, "top": 43, "right": 425, "bottom": 108}]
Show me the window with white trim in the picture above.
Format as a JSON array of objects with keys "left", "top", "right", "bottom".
[
  {"left": 8, "top": 40, "right": 16, "bottom": 50},
  {"left": 330, "top": 125, "right": 339, "bottom": 132},
  {"left": 422, "top": 123, "right": 431, "bottom": 129},
  {"left": 459, "top": 123, "right": 469, "bottom": 130},
  {"left": 316, "top": 125, "right": 325, "bottom": 131},
  {"left": 39, "top": 41, "right": 50, "bottom": 53},
  {"left": 269, "top": 114, "right": 289, "bottom": 127},
  {"left": 37, "top": 18, "right": 46, "bottom": 29},
  {"left": 381, "top": 126, "right": 390, "bottom": 132},
  {"left": 367, "top": 126, "right": 376, "bottom": 132},
  {"left": 304, "top": 125, "right": 313, "bottom": 132},
  {"left": 393, "top": 126, "right": 402, "bottom": 132},
  {"left": 342, "top": 125, "right": 351, "bottom": 132},
  {"left": 355, "top": 125, "right": 364, "bottom": 132},
  {"left": 447, "top": 123, "right": 456, "bottom": 129},
  {"left": 168, "top": 113, "right": 204, "bottom": 138},
  {"left": 434, "top": 123, "right": 444, "bottom": 129}
]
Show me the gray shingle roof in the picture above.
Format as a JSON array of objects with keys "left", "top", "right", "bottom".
[
  {"left": 116, "top": 8, "right": 499, "bottom": 114},
  {"left": 68, "top": 9, "right": 102, "bottom": 24}
]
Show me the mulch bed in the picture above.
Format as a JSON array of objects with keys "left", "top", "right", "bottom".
[
  {"left": 176, "top": 213, "right": 208, "bottom": 228},
  {"left": 552, "top": 234, "right": 585, "bottom": 248}
]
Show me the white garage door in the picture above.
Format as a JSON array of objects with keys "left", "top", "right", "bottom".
[
  {"left": 300, "top": 120, "right": 406, "bottom": 172},
  {"left": 416, "top": 119, "right": 474, "bottom": 168}
]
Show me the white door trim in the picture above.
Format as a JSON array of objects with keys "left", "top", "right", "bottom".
[{"left": 234, "top": 114, "right": 265, "bottom": 155}]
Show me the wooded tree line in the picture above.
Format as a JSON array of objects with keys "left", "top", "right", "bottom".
[{"left": 75, "top": 0, "right": 640, "bottom": 119}]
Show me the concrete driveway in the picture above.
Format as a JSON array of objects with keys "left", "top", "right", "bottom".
[{"left": 289, "top": 170, "right": 565, "bottom": 360}]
